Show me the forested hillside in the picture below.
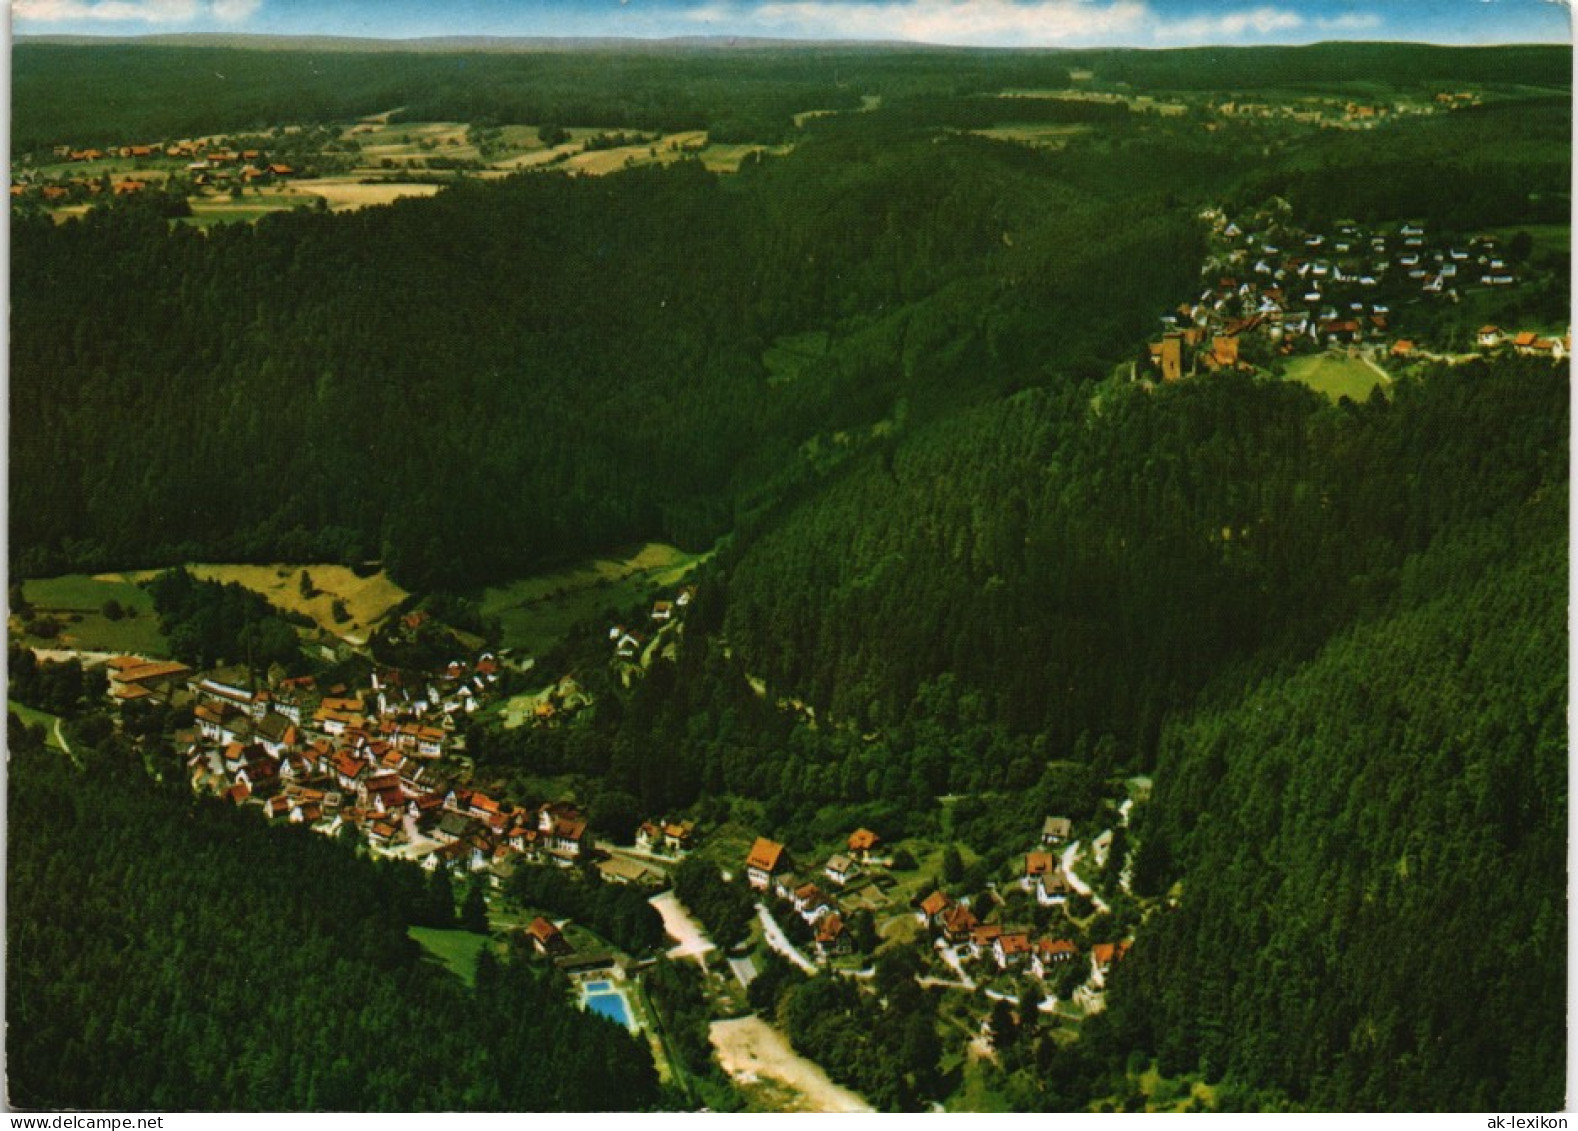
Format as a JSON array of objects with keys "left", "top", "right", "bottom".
[
  {"left": 9, "top": 40, "right": 1570, "bottom": 1114},
  {"left": 6, "top": 726, "right": 661, "bottom": 1110},
  {"left": 1107, "top": 492, "right": 1567, "bottom": 1110},
  {"left": 11, "top": 117, "right": 1203, "bottom": 588}
]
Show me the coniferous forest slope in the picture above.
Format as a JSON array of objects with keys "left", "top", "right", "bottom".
[{"left": 8, "top": 40, "right": 1571, "bottom": 1112}]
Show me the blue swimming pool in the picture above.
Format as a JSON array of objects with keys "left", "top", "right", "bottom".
[
  {"left": 584, "top": 980, "right": 613, "bottom": 994},
  {"left": 585, "top": 991, "right": 632, "bottom": 1029}
]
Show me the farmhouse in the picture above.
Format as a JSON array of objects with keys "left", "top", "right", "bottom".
[{"left": 746, "top": 837, "right": 789, "bottom": 890}]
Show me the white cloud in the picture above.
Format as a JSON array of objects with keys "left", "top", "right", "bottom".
[
  {"left": 1315, "top": 12, "right": 1384, "bottom": 31},
  {"left": 683, "top": 0, "right": 1151, "bottom": 45},
  {"left": 680, "top": 0, "right": 1382, "bottom": 47},
  {"left": 1149, "top": 5, "right": 1304, "bottom": 42},
  {"left": 14, "top": 0, "right": 260, "bottom": 24}
]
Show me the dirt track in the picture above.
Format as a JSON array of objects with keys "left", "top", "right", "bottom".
[{"left": 709, "top": 1016, "right": 873, "bottom": 1113}]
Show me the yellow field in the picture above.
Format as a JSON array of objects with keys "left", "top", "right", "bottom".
[
  {"left": 106, "top": 563, "right": 408, "bottom": 645},
  {"left": 283, "top": 178, "right": 446, "bottom": 211}
]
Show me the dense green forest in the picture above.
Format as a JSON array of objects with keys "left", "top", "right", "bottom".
[
  {"left": 1106, "top": 489, "right": 1568, "bottom": 1111},
  {"left": 5, "top": 723, "right": 663, "bottom": 1110},
  {"left": 9, "top": 40, "right": 1570, "bottom": 1113}
]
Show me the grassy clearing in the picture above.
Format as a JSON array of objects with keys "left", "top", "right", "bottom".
[
  {"left": 182, "top": 195, "right": 303, "bottom": 226},
  {"left": 191, "top": 563, "right": 408, "bottom": 645},
  {"left": 109, "top": 563, "right": 408, "bottom": 645},
  {"left": 408, "top": 927, "right": 489, "bottom": 987},
  {"left": 968, "top": 123, "right": 1090, "bottom": 149},
  {"left": 697, "top": 142, "right": 792, "bottom": 174},
  {"left": 1283, "top": 351, "right": 1388, "bottom": 402},
  {"left": 1486, "top": 222, "right": 1570, "bottom": 257},
  {"left": 8, "top": 700, "right": 66, "bottom": 750},
  {"left": 17, "top": 574, "right": 168, "bottom": 654},
  {"left": 480, "top": 541, "right": 709, "bottom": 658}
]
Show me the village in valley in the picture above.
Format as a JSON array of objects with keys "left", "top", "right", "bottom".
[{"left": 60, "top": 564, "right": 1144, "bottom": 1106}]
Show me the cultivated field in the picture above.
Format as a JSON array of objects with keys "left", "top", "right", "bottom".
[
  {"left": 16, "top": 573, "right": 168, "bottom": 654},
  {"left": 480, "top": 541, "right": 709, "bottom": 659},
  {"left": 282, "top": 177, "right": 445, "bottom": 211},
  {"left": 1283, "top": 351, "right": 1390, "bottom": 402}
]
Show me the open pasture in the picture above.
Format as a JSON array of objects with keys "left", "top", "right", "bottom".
[
  {"left": 16, "top": 573, "right": 168, "bottom": 654},
  {"left": 480, "top": 542, "right": 708, "bottom": 658},
  {"left": 1283, "top": 351, "right": 1389, "bottom": 403}
]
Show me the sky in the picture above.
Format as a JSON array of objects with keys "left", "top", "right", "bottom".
[{"left": 9, "top": 0, "right": 1574, "bottom": 49}]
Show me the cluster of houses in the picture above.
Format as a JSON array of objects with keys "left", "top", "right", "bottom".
[
  {"left": 13, "top": 139, "right": 300, "bottom": 208},
  {"left": 1474, "top": 325, "right": 1569, "bottom": 362},
  {"left": 912, "top": 817, "right": 1129, "bottom": 989},
  {"left": 1205, "top": 95, "right": 1454, "bottom": 130},
  {"left": 1144, "top": 205, "right": 1553, "bottom": 381},
  {"left": 609, "top": 585, "right": 697, "bottom": 662},
  {"left": 744, "top": 817, "right": 1133, "bottom": 992},
  {"left": 105, "top": 648, "right": 617, "bottom": 880},
  {"left": 744, "top": 828, "right": 889, "bottom": 960}
]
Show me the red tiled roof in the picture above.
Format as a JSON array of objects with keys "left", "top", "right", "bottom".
[
  {"left": 847, "top": 828, "right": 880, "bottom": 853},
  {"left": 746, "top": 837, "right": 786, "bottom": 873}
]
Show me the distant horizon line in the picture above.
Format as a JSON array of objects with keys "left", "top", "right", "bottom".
[{"left": 15, "top": 30, "right": 1573, "bottom": 52}]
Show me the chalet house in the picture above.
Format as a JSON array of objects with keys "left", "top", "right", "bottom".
[
  {"left": 651, "top": 600, "right": 674, "bottom": 622},
  {"left": 527, "top": 916, "right": 573, "bottom": 958},
  {"left": 614, "top": 631, "right": 644, "bottom": 660},
  {"left": 1041, "top": 817, "right": 1072, "bottom": 845},
  {"left": 792, "top": 882, "right": 833, "bottom": 924},
  {"left": 265, "top": 794, "right": 292, "bottom": 821},
  {"left": 1031, "top": 938, "right": 1080, "bottom": 980},
  {"left": 662, "top": 820, "right": 697, "bottom": 855},
  {"left": 992, "top": 931, "right": 1033, "bottom": 971},
  {"left": 1478, "top": 325, "right": 1504, "bottom": 349},
  {"left": 847, "top": 828, "right": 881, "bottom": 862},
  {"left": 1023, "top": 851, "right": 1056, "bottom": 889},
  {"left": 815, "top": 914, "right": 852, "bottom": 959},
  {"left": 1036, "top": 869, "right": 1072, "bottom": 907},
  {"left": 537, "top": 801, "right": 581, "bottom": 834},
  {"left": 332, "top": 751, "right": 370, "bottom": 792},
  {"left": 917, "top": 890, "right": 952, "bottom": 928},
  {"left": 434, "top": 811, "right": 477, "bottom": 846},
  {"left": 196, "top": 703, "right": 250, "bottom": 745},
  {"left": 236, "top": 754, "right": 281, "bottom": 797},
  {"left": 746, "top": 837, "right": 789, "bottom": 890},
  {"left": 640, "top": 818, "right": 698, "bottom": 855},
  {"left": 468, "top": 792, "right": 505, "bottom": 821},
  {"left": 636, "top": 821, "right": 662, "bottom": 853},
  {"left": 367, "top": 816, "right": 403, "bottom": 848},
  {"left": 289, "top": 800, "right": 324, "bottom": 825},
  {"left": 824, "top": 854, "right": 858, "bottom": 887},
  {"left": 968, "top": 923, "right": 1003, "bottom": 961},
  {"left": 549, "top": 816, "right": 588, "bottom": 862},
  {"left": 1091, "top": 940, "right": 1133, "bottom": 977},
  {"left": 253, "top": 712, "right": 298, "bottom": 758},
  {"left": 940, "top": 903, "right": 980, "bottom": 948}
]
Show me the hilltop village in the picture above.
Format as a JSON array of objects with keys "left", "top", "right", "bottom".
[{"left": 1142, "top": 203, "right": 1567, "bottom": 384}]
